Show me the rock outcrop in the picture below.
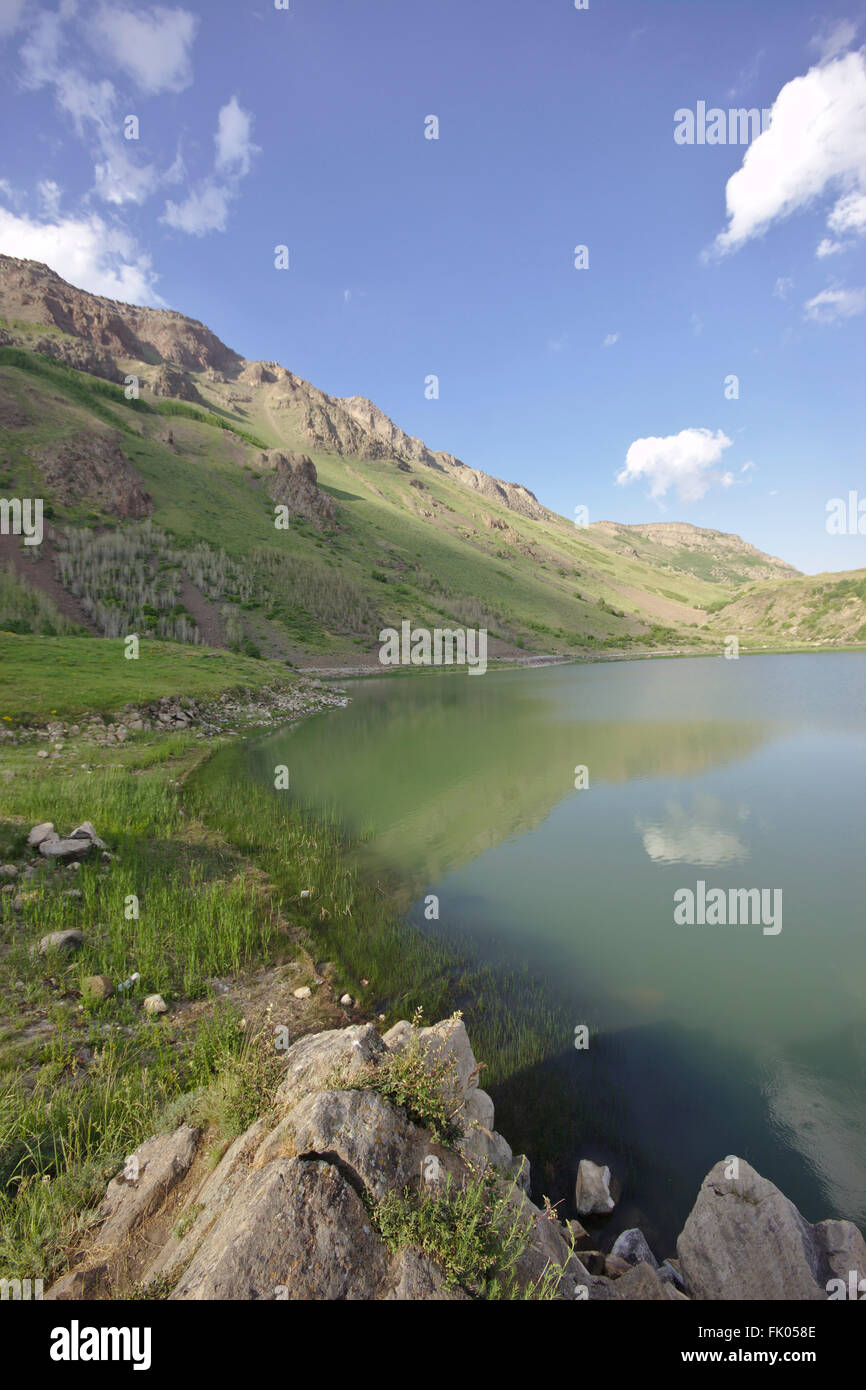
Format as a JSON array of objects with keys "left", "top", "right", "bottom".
[
  {"left": 36, "top": 430, "right": 153, "bottom": 519},
  {"left": 264, "top": 450, "right": 338, "bottom": 529},
  {"left": 676, "top": 1159, "right": 866, "bottom": 1300},
  {"left": 42, "top": 1015, "right": 863, "bottom": 1302}
]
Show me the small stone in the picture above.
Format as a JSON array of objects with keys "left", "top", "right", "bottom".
[
  {"left": 300, "top": 890, "right": 311, "bottom": 899},
  {"left": 38, "top": 929, "right": 85, "bottom": 956},
  {"left": 340, "top": 994, "right": 354, "bottom": 1007},
  {"left": 293, "top": 986, "right": 312, "bottom": 999},
  {"left": 81, "top": 975, "right": 114, "bottom": 1003},
  {"left": 604, "top": 1254, "right": 631, "bottom": 1279},
  {"left": 0, "top": 864, "right": 18, "bottom": 878},
  {"left": 143, "top": 993, "right": 168, "bottom": 1016},
  {"left": 37, "top": 749, "right": 49, "bottom": 758},
  {"left": 582, "top": 1250, "right": 606, "bottom": 1275},
  {"left": 575, "top": 1159, "right": 616, "bottom": 1216},
  {"left": 27, "top": 821, "right": 55, "bottom": 847}
]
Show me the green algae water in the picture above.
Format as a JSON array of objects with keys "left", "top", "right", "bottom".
[{"left": 223, "top": 653, "right": 866, "bottom": 1255}]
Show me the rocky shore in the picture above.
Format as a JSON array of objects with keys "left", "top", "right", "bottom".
[
  {"left": 0, "top": 678, "right": 348, "bottom": 748},
  {"left": 45, "top": 1015, "right": 866, "bottom": 1302}
]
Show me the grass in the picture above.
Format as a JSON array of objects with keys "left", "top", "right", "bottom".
[
  {"left": 371, "top": 1169, "right": 570, "bottom": 1299},
  {"left": 329, "top": 1009, "right": 465, "bottom": 1143},
  {"left": 0, "top": 632, "right": 294, "bottom": 722}
]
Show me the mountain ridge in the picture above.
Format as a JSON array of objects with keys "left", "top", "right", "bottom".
[{"left": 1, "top": 254, "right": 862, "bottom": 661}]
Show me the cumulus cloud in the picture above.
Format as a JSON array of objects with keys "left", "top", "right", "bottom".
[
  {"left": 616, "top": 427, "right": 733, "bottom": 503},
  {"left": 163, "top": 181, "right": 232, "bottom": 236},
  {"left": 602, "top": 332, "right": 620, "bottom": 347},
  {"left": 707, "top": 49, "right": 866, "bottom": 258},
  {"left": 803, "top": 285, "right": 866, "bottom": 322},
  {"left": 0, "top": 204, "right": 161, "bottom": 303},
  {"left": 89, "top": 4, "right": 198, "bottom": 94}
]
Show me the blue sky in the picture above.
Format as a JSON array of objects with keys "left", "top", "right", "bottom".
[{"left": 1, "top": 0, "right": 864, "bottom": 574}]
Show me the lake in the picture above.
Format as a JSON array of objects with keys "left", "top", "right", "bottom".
[{"left": 242, "top": 653, "right": 866, "bottom": 1255}]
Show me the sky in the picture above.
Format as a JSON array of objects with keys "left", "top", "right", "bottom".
[{"left": 0, "top": 0, "right": 864, "bottom": 575}]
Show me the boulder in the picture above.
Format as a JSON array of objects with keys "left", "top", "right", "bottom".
[
  {"left": 611, "top": 1227, "right": 658, "bottom": 1270},
  {"left": 676, "top": 1158, "right": 866, "bottom": 1301},
  {"left": 69, "top": 821, "right": 107, "bottom": 850},
  {"left": 40, "top": 837, "right": 94, "bottom": 862},
  {"left": 575, "top": 1159, "right": 615, "bottom": 1215},
  {"left": 27, "top": 822, "right": 55, "bottom": 847}
]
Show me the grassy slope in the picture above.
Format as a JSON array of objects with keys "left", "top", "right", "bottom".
[
  {"left": 2, "top": 346, "right": 863, "bottom": 657},
  {"left": 0, "top": 633, "right": 293, "bottom": 722},
  {"left": 0, "top": 351, "right": 757, "bottom": 658}
]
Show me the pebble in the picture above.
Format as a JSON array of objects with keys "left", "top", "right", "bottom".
[{"left": 292, "top": 986, "right": 312, "bottom": 999}]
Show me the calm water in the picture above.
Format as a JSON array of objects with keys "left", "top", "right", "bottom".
[{"left": 248, "top": 654, "right": 866, "bottom": 1253}]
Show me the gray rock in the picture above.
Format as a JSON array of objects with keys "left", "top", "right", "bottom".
[
  {"left": 40, "top": 837, "right": 94, "bottom": 862},
  {"left": 95, "top": 1125, "right": 198, "bottom": 1250},
  {"left": 273, "top": 1022, "right": 385, "bottom": 1114},
  {"left": 384, "top": 1248, "right": 467, "bottom": 1301},
  {"left": 676, "top": 1157, "right": 866, "bottom": 1301},
  {"left": 613, "top": 1261, "right": 689, "bottom": 1301},
  {"left": 254, "top": 1088, "right": 443, "bottom": 1200},
  {"left": 0, "top": 864, "right": 18, "bottom": 878},
  {"left": 611, "top": 1227, "right": 658, "bottom": 1270},
  {"left": 171, "top": 1157, "right": 388, "bottom": 1300},
  {"left": 27, "top": 821, "right": 55, "bottom": 847},
  {"left": 575, "top": 1159, "right": 615, "bottom": 1215},
  {"left": 69, "top": 822, "right": 107, "bottom": 849},
  {"left": 37, "top": 929, "right": 85, "bottom": 955}
]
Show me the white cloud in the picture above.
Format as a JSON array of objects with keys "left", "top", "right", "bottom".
[
  {"left": 163, "top": 100, "right": 257, "bottom": 236},
  {"left": 816, "top": 236, "right": 845, "bottom": 257},
  {"left": 773, "top": 276, "right": 794, "bottom": 298},
  {"left": 90, "top": 4, "right": 198, "bottom": 94},
  {"left": 803, "top": 285, "right": 866, "bottom": 323},
  {"left": 163, "top": 181, "right": 232, "bottom": 235},
  {"left": 827, "top": 190, "right": 866, "bottom": 234},
  {"left": 602, "top": 332, "right": 620, "bottom": 347},
  {"left": 19, "top": 8, "right": 162, "bottom": 207},
  {"left": 707, "top": 50, "right": 866, "bottom": 257},
  {"left": 616, "top": 427, "right": 733, "bottom": 503},
  {"left": 215, "top": 96, "right": 258, "bottom": 175},
  {"left": 0, "top": 205, "right": 161, "bottom": 303},
  {"left": 37, "top": 179, "right": 62, "bottom": 215}
]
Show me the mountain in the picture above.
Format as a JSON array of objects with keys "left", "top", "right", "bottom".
[{"left": 0, "top": 255, "right": 860, "bottom": 665}]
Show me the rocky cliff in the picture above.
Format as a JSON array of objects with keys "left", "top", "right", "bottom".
[{"left": 45, "top": 1015, "right": 865, "bottom": 1302}]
